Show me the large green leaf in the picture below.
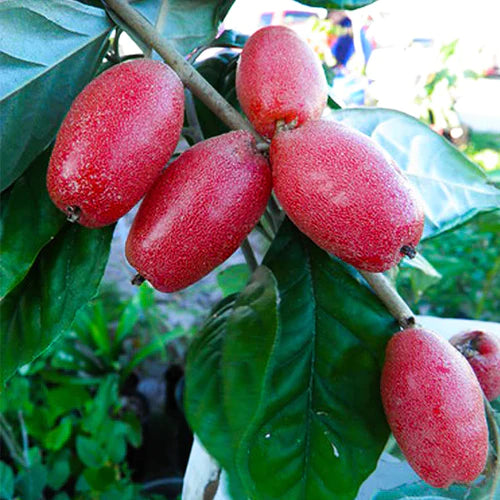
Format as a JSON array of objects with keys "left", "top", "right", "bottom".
[
  {"left": 331, "top": 108, "right": 500, "bottom": 240},
  {"left": 185, "top": 293, "right": 248, "bottom": 499},
  {"left": 186, "top": 219, "right": 398, "bottom": 499},
  {"left": 296, "top": 0, "right": 378, "bottom": 9},
  {"left": 0, "top": 0, "right": 113, "bottom": 190},
  {"left": 113, "top": 0, "right": 236, "bottom": 56},
  {"left": 0, "top": 149, "right": 66, "bottom": 298},
  {"left": 0, "top": 224, "right": 114, "bottom": 385}
]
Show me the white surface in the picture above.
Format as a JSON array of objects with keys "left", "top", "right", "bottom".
[
  {"left": 182, "top": 437, "right": 220, "bottom": 500},
  {"left": 416, "top": 315, "right": 500, "bottom": 339}
]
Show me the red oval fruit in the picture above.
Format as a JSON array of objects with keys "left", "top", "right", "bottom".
[
  {"left": 125, "top": 131, "right": 271, "bottom": 292},
  {"left": 270, "top": 119, "right": 424, "bottom": 272},
  {"left": 47, "top": 59, "right": 184, "bottom": 228},
  {"left": 381, "top": 328, "right": 488, "bottom": 488},
  {"left": 236, "top": 25, "right": 328, "bottom": 139},
  {"left": 451, "top": 330, "right": 500, "bottom": 401}
]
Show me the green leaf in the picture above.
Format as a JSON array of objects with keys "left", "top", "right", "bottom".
[
  {"left": 86, "top": 301, "right": 112, "bottom": 355},
  {"left": 330, "top": 108, "right": 500, "bottom": 239},
  {"left": 47, "top": 451, "right": 71, "bottom": 490},
  {"left": 82, "top": 467, "right": 116, "bottom": 492},
  {"left": 186, "top": 219, "right": 398, "bottom": 499},
  {"left": 398, "top": 254, "right": 442, "bottom": 297},
  {"left": 44, "top": 417, "right": 73, "bottom": 451},
  {"left": 113, "top": 0, "right": 236, "bottom": 56},
  {"left": 124, "top": 328, "right": 185, "bottom": 376},
  {"left": 212, "top": 29, "right": 248, "bottom": 49},
  {"left": 0, "top": 149, "right": 65, "bottom": 298},
  {"left": 0, "top": 377, "right": 32, "bottom": 414},
  {"left": 217, "top": 264, "right": 251, "bottom": 297},
  {"left": 0, "top": 462, "right": 14, "bottom": 500},
  {"left": 52, "top": 494, "right": 71, "bottom": 500},
  {"left": 115, "top": 283, "right": 155, "bottom": 345},
  {"left": 121, "top": 413, "right": 143, "bottom": 448},
  {"left": 93, "top": 418, "right": 129, "bottom": 464},
  {"left": 76, "top": 436, "right": 106, "bottom": 468},
  {"left": 295, "top": 0, "right": 377, "bottom": 9},
  {"left": 46, "top": 385, "right": 90, "bottom": 423},
  {"left": 16, "top": 464, "right": 47, "bottom": 500},
  {"left": 185, "top": 293, "right": 248, "bottom": 499},
  {"left": 82, "top": 375, "right": 120, "bottom": 433},
  {"left": 0, "top": 0, "right": 113, "bottom": 190},
  {"left": 0, "top": 224, "right": 114, "bottom": 385}
]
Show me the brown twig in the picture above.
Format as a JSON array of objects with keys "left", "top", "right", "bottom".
[
  {"left": 104, "top": 0, "right": 261, "bottom": 142},
  {"left": 104, "top": 0, "right": 416, "bottom": 328},
  {"left": 359, "top": 272, "right": 415, "bottom": 328}
]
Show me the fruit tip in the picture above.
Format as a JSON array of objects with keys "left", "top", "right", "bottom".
[
  {"left": 65, "top": 205, "right": 81, "bottom": 223},
  {"left": 131, "top": 273, "right": 145, "bottom": 286},
  {"left": 401, "top": 244, "right": 417, "bottom": 259}
]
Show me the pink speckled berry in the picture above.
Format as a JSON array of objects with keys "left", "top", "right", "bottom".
[
  {"left": 236, "top": 25, "right": 327, "bottom": 139},
  {"left": 270, "top": 119, "right": 424, "bottom": 272},
  {"left": 125, "top": 131, "right": 271, "bottom": 292},
  {"left": 381, "top": 328, "right": 488, "bottom": 488},
  {"left": 47, "top": 59, "right": 184, "bottom": 228},
  {"left": 451, "top": 330, "right": 500, "bottom": 401}
]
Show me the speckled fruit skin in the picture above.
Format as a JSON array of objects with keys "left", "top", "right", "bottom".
[
  {"left": 381, "top": 328, "right": 488, "bottom": 488},
  {"left": 125, "top": 131, "right": 271, "bottom": 292},
  {"left": 270, "top": 120, "right": 425, "bottom": 272},
  {"left": 450, "top": 330, "right": 500, "bottom": 401},
  {"left": 47, "top": 59, "right": 184, "bottom": 228},
  {"left": 236, "top": 25, "right": 328, "bottom": 139}
]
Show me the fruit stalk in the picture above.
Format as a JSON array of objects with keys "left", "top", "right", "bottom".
[
  {"left": 104, "top": 0, "right": 262, "bottom": 143},
  {"left": 104, "top": 0, "right": 416, "bottom": 328},
  {"left": 355, "top": 273, "right": 414, "bottom": 328}
]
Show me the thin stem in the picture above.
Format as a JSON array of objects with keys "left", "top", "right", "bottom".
[
  {"left": 263, "top": 209, "right": 277, "bottom": 234},
  {"left": 104, "top": 0, "right": 262, "bottom": 142},
  {"left": 255, "top": 222, "right": 274, "bottom": 242},
  {"left": 18, "top": 411, "right": 30, "bottom": 467},
  {"left": 112, "top": 26, "right": 122, "bottom": 59},
  {"left": 241, "top": 238, "right": 258, "bottom": 272},
  {"left": 361, "top": 272, "right": 415, "bottom": 329},
  {"left": 104, "top": 0, "right": 416, "bottom": 327},
  {"left": 0, "top": 414, "right": 27, "bottom": 468}
]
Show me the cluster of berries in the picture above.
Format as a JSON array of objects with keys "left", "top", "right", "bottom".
[
  {"left": 47, "top": 25, "right": 424, "bottom": 291},
  {"left": 46, "top": 25, "right": 498, "bottom": 489}
]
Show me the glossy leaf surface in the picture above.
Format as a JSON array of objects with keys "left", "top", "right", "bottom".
[
  {"left": 0, "top": 0, "right": 113, "bottom": 190},
  {"left": 186, "top": 220, "right": 398, "bottom": 499},
  {"left": 331, "top": 108, "right": 500, "bottom": 239}
]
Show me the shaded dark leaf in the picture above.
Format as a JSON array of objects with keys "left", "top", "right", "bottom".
[
  {"left": 0, "top": 148, "right": 65, "bottom": 298},
  {"left": 0, "top": 224, "right": 114, "bottom": 385}
]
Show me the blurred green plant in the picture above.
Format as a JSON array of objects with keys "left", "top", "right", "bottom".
[
  {"left": 397, "top": 211, "right": 500, "bottom": 322},
  {"left": 0, "top": 283, "right": 191, "bottom": 499}
]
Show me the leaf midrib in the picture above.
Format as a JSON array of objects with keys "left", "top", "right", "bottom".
[{"left": 234, "top": 271, "right": 280, "bottom": 494}]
